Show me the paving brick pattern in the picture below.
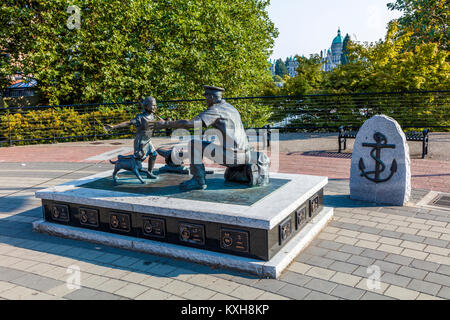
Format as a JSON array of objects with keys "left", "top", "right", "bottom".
[{"left": 0, "top": 141, "right": 449, "bottom": 300}]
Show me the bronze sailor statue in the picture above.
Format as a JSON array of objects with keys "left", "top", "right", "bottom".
[{"left": 158, "top": 86, "right": 270, "bottom": 191}]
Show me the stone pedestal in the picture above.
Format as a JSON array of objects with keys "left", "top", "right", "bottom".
[
  {"left": 350, "top": 115, "right": 411, "bottom": 205},
  {"left": 33, "top": 166, "right": 333, "bottom": 278}
]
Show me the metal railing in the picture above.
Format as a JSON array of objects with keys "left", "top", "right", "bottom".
[{"left": 0, "top": 90, "right": 449, "bottom": 147}]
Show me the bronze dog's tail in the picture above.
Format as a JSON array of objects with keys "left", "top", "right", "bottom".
[{"left": 109, "top": 159, "right": 118, "bottom": 164}]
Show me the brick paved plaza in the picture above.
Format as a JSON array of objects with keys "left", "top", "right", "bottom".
[{"left": 0, "top": 133, "right": 449, "bottom": 300}]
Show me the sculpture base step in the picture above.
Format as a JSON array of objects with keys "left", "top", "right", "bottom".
[{"left": 33, "top": 206, "right": 333, "bottom": 278}]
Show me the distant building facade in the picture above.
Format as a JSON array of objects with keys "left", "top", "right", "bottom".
[
  {"left": 321, "top": 28, "right": 349, "bottom": 72},
  {"left": 268, "top": 59, "right": 276, "bottom": 75},
  {"left": 268, "top": 56, "right": 299, "bottom": 78},
  {"left": 285, "top": 57, "right": 299, "bottom": 77},
  {"left": 269, "top": 28, "right": 350, "bottom": 77}
]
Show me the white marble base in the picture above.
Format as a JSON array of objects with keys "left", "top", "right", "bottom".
[{"left": 32, "top": 206, "right": 333, "bottom": 278}]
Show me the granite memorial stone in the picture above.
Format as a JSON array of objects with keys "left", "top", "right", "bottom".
[{"left": 350, "top": 115, "right": 411, "bottom": 205}]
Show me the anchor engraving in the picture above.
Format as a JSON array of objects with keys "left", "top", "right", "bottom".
[{"left": 359, "top": 132, "right": 397, "bottom": 183}]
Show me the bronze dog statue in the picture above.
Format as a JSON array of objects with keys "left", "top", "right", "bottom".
[{"left": 109, "top": 155, "right": 146, "bottom": 184}]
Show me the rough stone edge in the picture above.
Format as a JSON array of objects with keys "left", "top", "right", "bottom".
[{"left": 31, "top": 207, "right": 333, "bottom": 279}]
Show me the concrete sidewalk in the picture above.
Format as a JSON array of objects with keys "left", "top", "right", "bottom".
[{"left": 0, "top": 136, "right": 449, "bottom": 300}]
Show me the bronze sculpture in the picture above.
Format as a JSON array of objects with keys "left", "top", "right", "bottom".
[
  {"left": 158, "top": 86, "right": 270, "bottom": 191},
  {"left": 105, "top": 96, "right": 163, "bottom": 180}
]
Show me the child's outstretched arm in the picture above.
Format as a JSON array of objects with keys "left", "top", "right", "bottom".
[{"left": 104, "top": 120, "right": 132, "bottom": 131}]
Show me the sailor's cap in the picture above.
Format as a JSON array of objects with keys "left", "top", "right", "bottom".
[{"left": 203, "top": 85, "right": 225, "bottom": 95}]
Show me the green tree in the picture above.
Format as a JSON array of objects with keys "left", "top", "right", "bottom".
[
  {"left": 274, "top": 58, "right": 288, "bottom": 77},
  {"left": 325, "top": 22, "right": 449, "bottom": 93},
  {"left": 282, "top": 54, "right": 324, "bottom": 95},
  {"left": 321, "top": 22, "right": 449, "bottom": 129},
  {"left": 387, "top": 0, "right": 449, "bottom": 51},
  {"left": 340, "top": 33, "right": 350, "bottom": 65},
  {"left": 0, "top": 0, "right": 278, "bottom": 104}
]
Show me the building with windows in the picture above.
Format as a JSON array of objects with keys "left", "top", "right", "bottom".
[
  {"left": 268, "top": 28, "right": 350, "bottom": 77},
  {"left": 3, "top": 75, "right": 37, "bottom": 98},
  {"left": 268, "top": 56, "right": 299, "bottom": 78},
  {"left": 285, "top": 56, "right": 299, "bottom": 77},
  {"left": 321, "top": 28, "right": 349, "bottom": 72}
]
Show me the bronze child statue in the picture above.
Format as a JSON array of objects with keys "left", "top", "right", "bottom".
[{"left": 105, "top": 96, "right": 164, "bottom": 182}]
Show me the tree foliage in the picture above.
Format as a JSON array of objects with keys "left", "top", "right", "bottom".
[
  {"left": 269, "top": 21, "right": 448, "bottom": 96},
  {"left": 0, "top": 0, "right": 278, "bottom": 104},
  {"left": 387, "top": 0, "right": 449, "bottom": 51},
  {"left": 340, "top": 33, "right": 350, "bottom": 65},
  {"left": 282, "top": 55, "right": 324, "bottom": 95},
  {"left": 274, "top": 58, "right": 288, "bottom": 77},
  {"left": 325, "top": 22, "right": 449, "bottom": 93}
]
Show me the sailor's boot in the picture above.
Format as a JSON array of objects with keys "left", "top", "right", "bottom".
[{"left": 180, "top": 164, "right": 207, "bottom": 191}]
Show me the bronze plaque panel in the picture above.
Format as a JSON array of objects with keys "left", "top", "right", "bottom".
[
  {"left": 79, "top": 208, "right": 99, "bottom": 227},
  {"left": 220, "top": 228, "right": 249, "bottom": 253},
  {"left": 279, "top": 217, "right": 292, "bottom": 245},
  {"left": 51, "top": 204, "right": 70, "bottom": 222},
  {"left": 142, "top": 217, "right": 165, "bottom": 238},
  {"left": 309, "top": 193, "right": 320, "bottom": 217},
  {"left": 296, "top": 205, "right": 308, "bottom": 230},
  {"left": 179, "top": 223, "right": 205, "bottom": 245},
  {"left": 109, "top": 212, "right": 131, "bottom": 232}
]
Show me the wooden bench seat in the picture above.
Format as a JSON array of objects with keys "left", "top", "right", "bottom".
[{"left": 338, "top": 126, "right": 429, "bottom": 158}]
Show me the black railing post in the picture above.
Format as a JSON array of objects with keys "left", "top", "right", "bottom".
[
  {"left": 93, "top": 107, "right": 97, "bottom": 141},
  {"left": 166, "top": 118, "right": 172, "bottom": 137},
  {"left": 7, "top": 110, "right": 12, "bottom": 147},
  {"left": 52, "top": 107, "right": 56, "bottom": 144}
]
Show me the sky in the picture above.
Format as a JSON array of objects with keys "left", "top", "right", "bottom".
[{"left": 267, "top": 0, "right": 403, "bottom": 60}]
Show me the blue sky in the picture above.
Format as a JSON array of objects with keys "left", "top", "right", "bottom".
[{"left": 267, "top": 0, "right": 402, "bottom": 60}]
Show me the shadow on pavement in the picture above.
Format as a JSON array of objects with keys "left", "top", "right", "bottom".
[
  {"left": 323, "top": 194, "right": 384, "bottom": 208},
  {"left": 0, "top": 204, "right": 259, "bottom": 283},
  {"left": 292, "top": 151, "right": 352, "bottom": 159},
  {"left": 0, "top": 195, "right": 41, "bottom": 213}
]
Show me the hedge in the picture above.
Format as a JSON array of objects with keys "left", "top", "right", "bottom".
[{"left": 0, "top": 106, "right": 137, "bottom": 145}]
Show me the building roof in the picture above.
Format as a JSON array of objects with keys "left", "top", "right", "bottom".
[
  {"left": 8, "top": 79, "right": 37, "bottom": 89},
  {"left": 332, "top": 28, "right": 343, "bottom": 44}
]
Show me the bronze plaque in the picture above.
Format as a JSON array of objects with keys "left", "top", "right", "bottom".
[
  {"left": 142, "top": 217, "right": 165, "bottom": 238},
  {"left": 79, "top": 208, "right": 99, "bottom": 227},
  {"left": 220, "top": 228, "right": 249, "bottom": 253},
  {"left": 279, "top": 217, "right": 292, "bottom": 245},
  {"left": 309, "top": 194, "right": 320, "bottom": 217},
  {"left": 179, "top": 223, "right": 205, "bottom": 245},
  {"left": 296, "top": 205, "right": 307, "bottom": 230},
  {"left": 109, "top": 212, "right": 131, "bottom": 232},
  {"left": 51, "top": 204, "right": 70, "bottom": 222}
]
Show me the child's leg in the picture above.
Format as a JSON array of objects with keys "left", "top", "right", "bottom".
[{"left": 146, "top": 142, "right": 158, "bottom": 179}]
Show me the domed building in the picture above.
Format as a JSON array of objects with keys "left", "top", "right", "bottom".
[{"left": 321, "top": 28, "right": 348, "bottom": 72}]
